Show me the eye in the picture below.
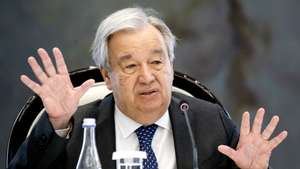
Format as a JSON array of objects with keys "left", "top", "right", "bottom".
[
  {"left": 150, "top": 59, "right": 164, "bottom": 70},
  {"left": 151, "top": 60, "right": 162, "bottom": 65},
  {"left": 125, "top": 64, "right": 137, "bottom": 69},
  {"left": 122, "top": 63, "right": 138, "bottom": 74}
]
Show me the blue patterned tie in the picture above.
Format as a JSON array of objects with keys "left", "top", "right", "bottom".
[{"left": 135, "top": 124, "right": 158, "bottom": 169}]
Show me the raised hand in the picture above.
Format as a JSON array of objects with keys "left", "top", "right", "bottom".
[
  {"left": 20, "top": 48, "right": 95, "bottom": 129},
  {"left": 218, "top": 108, "right": 288, "bottom": 169}
]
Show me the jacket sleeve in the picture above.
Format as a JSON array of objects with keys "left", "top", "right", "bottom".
[
  {"left": 8, "top": 113, "right": 68, "bottom": 169},
  {"left": 216, "top": 105, "right": 240, "bottom": 169}
]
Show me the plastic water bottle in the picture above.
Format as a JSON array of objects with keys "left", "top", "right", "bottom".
[{"left": 76, "top": 118, "right": 102, "bottom": 169}]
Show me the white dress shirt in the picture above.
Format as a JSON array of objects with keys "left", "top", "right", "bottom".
[{"left": 115, "top": 106, "right": 177, "bottom": 169}]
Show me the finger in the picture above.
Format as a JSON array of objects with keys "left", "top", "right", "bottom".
[
  {"left": 268, "top": 131, "right": 288, "bottom": 150},
  {"left": 38, "top": 48, "right": 57, "bottom": 76},
  {"left": 27, "top": 56, "right": 48, "bottom": 83},
  {"left": 75, "top": 79, "right": 95, "bottom": 99},
  {"left": 20, "top": 75, "right": 42, "bottom": 96},
  {"left": 240, "top": 111, "right": 250, "bottom": 137},
  {"left": 261, "top": 115, "right": 279, "bottom": 140},
  {"left": 252, "top": 107, "right": 265, "bottom": 134},
  {"left": 53, "top": 47, "right": 69, "bottom": 75},
  {"left": 218, "top": 145, "right": 237, "bottom": 161}
]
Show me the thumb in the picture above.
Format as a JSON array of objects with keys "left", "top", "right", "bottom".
[
  {"left": 75, "top": 79, "right": 95, "bottom": 99},
  {"left": 218, "top": 145, "right": 237, "bottom": 161}
]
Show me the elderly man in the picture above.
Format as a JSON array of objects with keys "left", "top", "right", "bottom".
[{"left": 9, "top": 7, "right": 287, "bottom": 169}]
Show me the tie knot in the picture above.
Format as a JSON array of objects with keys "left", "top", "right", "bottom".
[{"left": 135, "top": 124, "right": 158, "bottom": 145}]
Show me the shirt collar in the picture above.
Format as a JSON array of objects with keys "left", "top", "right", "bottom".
[{"left": 115, "top": 105, "right": 171, "bottom": 138}]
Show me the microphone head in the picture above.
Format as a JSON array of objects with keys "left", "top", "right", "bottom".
[{"left": 179, "top": 101, "right": 189, "bottom": 112}]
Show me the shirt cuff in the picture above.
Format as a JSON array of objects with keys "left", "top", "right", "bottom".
[{"left": 55, "top": 123, "right": 72, "bottom": 139}]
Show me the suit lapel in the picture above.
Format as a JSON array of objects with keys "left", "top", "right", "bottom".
[
  {"left": 170, "top": 94, "right": 221, "bottom": 169},
  {"left": 169, "top": 97, "right": 193, "bottom": 169},
  {"left": 94, "top": 94, "right": 116, "bottom": 169}
]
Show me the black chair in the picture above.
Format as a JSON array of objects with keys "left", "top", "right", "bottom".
[{"left": 6, "top": 66, "right": 228, "bottom": 167}]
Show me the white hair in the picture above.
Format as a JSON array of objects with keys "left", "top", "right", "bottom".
[{"left": 91, "top": 7, "right": 176, "bottom": 70}]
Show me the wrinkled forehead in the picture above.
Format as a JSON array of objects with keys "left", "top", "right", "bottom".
[
  {"left": 107, "top": 24, "right": 167, "bottom": 57},
  {"left": 107, "top": 23, "right": 164, "bottom": 44}
]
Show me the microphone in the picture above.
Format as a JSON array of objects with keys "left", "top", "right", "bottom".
[{"left": 179, "top": 101, "right": 199, "bottom": 169}]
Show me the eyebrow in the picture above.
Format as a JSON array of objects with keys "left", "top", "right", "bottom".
[
  {"left": 118, "top": 48, "right": 164, "bottom": 61},
  {"left": 151, "top": 48, "right": 163, "bottom": 55},
  {"left": 119, "top": 54, "right": 132, "bottom": 61}
]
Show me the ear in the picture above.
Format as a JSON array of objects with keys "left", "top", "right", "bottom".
[{"left": 100, "top": 68, "right": 113, "bottom": 90}]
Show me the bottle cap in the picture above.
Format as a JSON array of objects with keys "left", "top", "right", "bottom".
[{"left": 82, "top": 118, "right": 96, "bottom": 127}]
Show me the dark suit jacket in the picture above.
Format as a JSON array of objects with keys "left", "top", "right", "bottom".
[{"left": 9, "top": 92, "right": 240, "bottom": 169}]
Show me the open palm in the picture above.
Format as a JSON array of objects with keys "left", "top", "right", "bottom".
[
  {"left": 20, "top": 48, "right": 95, "bottom": 129},
  {"left": 218, "top": 108, "right": 288, "bottom": 169}
]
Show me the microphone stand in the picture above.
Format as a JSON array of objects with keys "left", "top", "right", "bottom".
[{"left": 180, "top": 102, "right": 199, "bottom": 169}]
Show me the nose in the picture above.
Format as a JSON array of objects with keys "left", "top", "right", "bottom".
[{"left": 138, "top": 64, "right": 155, "bottom": 84}]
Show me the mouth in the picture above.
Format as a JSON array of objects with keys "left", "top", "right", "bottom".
[{"left": 139, "top": 89, "right": 159, "bottom": 96}]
